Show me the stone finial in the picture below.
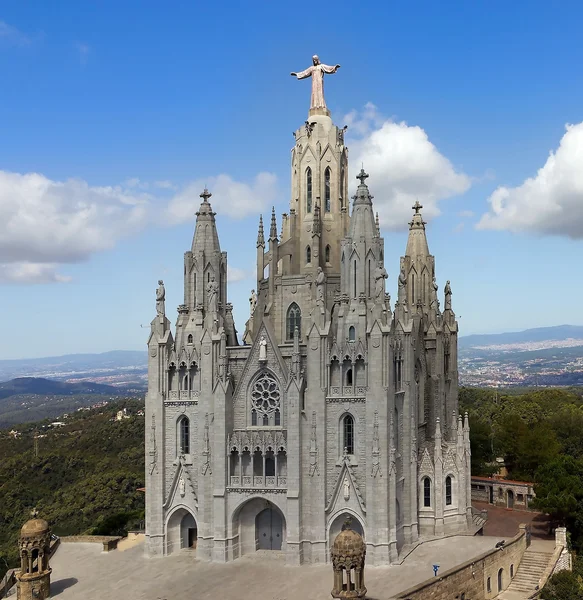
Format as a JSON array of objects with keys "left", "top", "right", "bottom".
[
  {"left": 375, "top": 212, "right": 380, "bottom": 236},
  {"left": 412, "top": 200, "right": 423, "bottom": 214},
  {"left": 356, "top": 168, "right": 369, "bottom": 186},
  {"left": 269, "top": 207, "right": 278, "bottom": 241},
  {"left": 200, "top": 187, "right": 212, "bottom": 203},
  {"left": 256, "top": 215, "right": 265, "bottom": 247}
]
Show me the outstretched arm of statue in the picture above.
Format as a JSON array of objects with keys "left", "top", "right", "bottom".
[
  {"left": 321, "top": 64, "right": 341, "bottom": 74},
  {"left": 292, "top": 66, "right": 313, "bottom": 79}
]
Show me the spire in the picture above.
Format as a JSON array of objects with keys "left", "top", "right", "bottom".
[
  {"left": 256, "top": 215, "right": 265, "bottom": 247},
  {"left": 348, "top": 168, "right": 376, "bottom": 239},
  {"left": 269, "top": 207, "right": 278, "bottom": 241},
  {"left": 405, "top": 200, "right": 430, "bottom": 258},
  {"left": 192, "top": 187, "right": 221, "bottom": 255}
]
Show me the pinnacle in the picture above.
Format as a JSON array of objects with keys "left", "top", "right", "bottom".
[
  {"left": 257, "top": 215, "right": 265, "bottom": 247},
  {"left": 200, "top": 188, "right": 212, "bottom": 203},
  {"left": 356, "top": 168, "right": 369, "bottom": 186},
  {"left": 196, "top": 187, "right": 216, "bottom": 218},
  {"left": 269, "top": 207, "right": 278, "bottom": 241}
]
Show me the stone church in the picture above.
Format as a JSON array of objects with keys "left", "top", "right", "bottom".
[{"left": 145, "top": 57, "right": 472, "bottom": 566}]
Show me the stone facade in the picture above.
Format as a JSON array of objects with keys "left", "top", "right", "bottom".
[
  {"left": 145, "top": 100, "right": 472, "bottom": 565},
  {"left": 471, "top": 477, "right": 535, "bottom": 510}
]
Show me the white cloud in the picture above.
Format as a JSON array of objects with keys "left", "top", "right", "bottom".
[
  {"left": 0, "top": 263, "right": 72, "bottom": 284},
  {"left": 165, "top": 172, "right": 278, "bottom": 224},
  {"left": 0, "top": 170, "right": 150, "bottom": 282},
  {"left": 227, "top": 266, "right": 253, "bottom": 283},
  {"left": 344, "top": 104, "right": 471, "bottom": 230},
  {"left": 154, "top": 180, "right": 176, "bottom": 190},
  {"left": 477, "top": 122, "right": 583, "bottom": 238},
  {"left": 458, "top": 210, "right": 475, "bottom": 218},
  {"left": 0, "top": 21, "right": 30, "bottom": 46}
]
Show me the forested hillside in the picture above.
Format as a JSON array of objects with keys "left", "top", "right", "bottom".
[{"left": 0, "top": 399, "right": 145, "bottom": 581}]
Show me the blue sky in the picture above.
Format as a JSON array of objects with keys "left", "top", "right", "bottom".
[{"left": 1, "top": 1, "right": 583, "bottom": 359}]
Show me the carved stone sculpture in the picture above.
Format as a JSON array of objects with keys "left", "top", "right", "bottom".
[
  {"left": 291, "top": 55, "right": 340, "bottom": 111},
  {"left": 156, "top": 280, "right": 165, "bottom": 317},
  {"left": 444, "top": 280, "right": 452, "bottom": 310},
  {"left": 374, "top": 262, "right": 388, "bottom": 301},
  {"left": 207, "top": 277, "right": 219, "bottom": 314}
]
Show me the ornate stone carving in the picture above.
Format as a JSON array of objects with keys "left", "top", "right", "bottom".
[
  {"left": 309, "top": 411, "right": 320, "bottom": 477},
  {"left": 371, "top": 410, "right": 382, "bottom": 478},
  {"left": 149, "top": 415, "right": 158, "bottom": 475},
  {"left": 202, "top": 412, "right": 212, "bottom": 475}
]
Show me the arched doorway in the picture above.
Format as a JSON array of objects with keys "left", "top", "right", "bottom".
[
  {"left": 498, "top": 568, "right": 504, "bottom": 592},
  {"left": 328, "top": 512, "right": 365, "bottom": 551},
  {"left": 256, "top": 507, "right": 283, "bottom": 550},
  {"left": 232, "top": 498, "right": 287, "bottom": 558},
  {"left": 166, "top": 508, "right": 198, "bottom": 555},
  {"left": 507, "top": 490, "right": 514, "bottom": 509}
]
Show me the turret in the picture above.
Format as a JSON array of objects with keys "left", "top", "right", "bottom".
[
  {"left": 340, "top": 169, "right": 384, "bottom": 301},
  {"left": 401, "top": 201, "right": 435, "bottom": 317},
  {"left": 180, "top": 188, "right": 236, "bottom": 346}
]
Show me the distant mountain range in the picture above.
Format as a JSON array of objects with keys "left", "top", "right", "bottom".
[
  {"left": 0, "top": 350, "right": 148, "bottom": 386},
  {"left": 0, "top": 377, "right": 121, "bottom": 400},
  {"left": 459, "top": 325, "right": 583, "bottom": 349}
]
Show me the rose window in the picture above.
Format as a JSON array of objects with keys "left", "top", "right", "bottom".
[{"left": 251, "top": 373, "right": 281, "bottom": 416}]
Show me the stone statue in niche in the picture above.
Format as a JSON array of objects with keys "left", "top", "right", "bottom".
[
  {"left": 343, "top": 476, "right": 350, "bottom": 501},
  {"left": 259, "top": 336, "right": 267, "bottom": 362},
  {"left": 179, "top": 476, "right": 185, "bottom": 497},
  {"left": 398, "top": 266, "right": 407, "bottom": 305},
  {"left": 207, "top": 276, "right": 219, "bottom": 314},
  {"left": 156, "top": 280, "right": 165, "bottom": 318},
  {"left": 374, "top": 262, "right": 388, "bottom": 301}
]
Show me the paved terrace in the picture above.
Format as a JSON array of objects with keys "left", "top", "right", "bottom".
[{"left": 45, "top": 536, "right": 499, "bottom": 600}]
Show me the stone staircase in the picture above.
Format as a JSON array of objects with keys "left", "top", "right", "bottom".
[{"left": 497, "top": 545, "right": 554, "bottom": 599}]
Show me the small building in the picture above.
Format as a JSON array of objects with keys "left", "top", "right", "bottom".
[
  {"left": 471, "top": 476, "right": 535, "bottom": 510},
  {"left": 16, "top": 512, "right": 52, "bottom": 599}
]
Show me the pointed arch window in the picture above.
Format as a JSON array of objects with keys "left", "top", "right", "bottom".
[
  {"left": 343, "top": 414, "right": 354, "bottom": 455},
  {"left": 325, "top": 244, "right": 331, "bottom": 264},
  {"left": 187, "top": 334, "right": 193, "bottom": 344},
  {"left": 306, "top": 245, "right": 311, "bottom": 264},
  {"left": 423, "top": 477, "right": 431, "bottom": 507},
  {"left": 324, "top": 167, "right": 331, "bottom": 212},
  {"left": 445, "top": 475, "right": 453, "bottom": 506},
  {"left": 306, "top": 167, "right": 312, "bottom": 213},
  {"left": 286, "top": 303, "right": 301, "bottom": 340},
  {"left": 348, "top": 326, "right": 355, "bottom": 342},
  {"left": 179, "top": 416, "right": 190, "bottom": 455}
]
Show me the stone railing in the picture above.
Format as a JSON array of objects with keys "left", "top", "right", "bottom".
[
  {"left": 328, "top": 386, "right": 367, "bottom": 397},
  {"left": 60, "top": 535, "right": 122, "bottom": 552},
  {"left": 167, "top": 390, "right": 200, "bottom": 401},
  {"left": 229, "top": 475, "right": 287, "bottom": 491}
]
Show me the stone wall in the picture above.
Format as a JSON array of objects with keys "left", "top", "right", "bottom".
[
  {"left": 60, "top": 535, "right": 122, "bottom": 552},
  {"left": 395, "top": 525, "right": 528, "bottom": 600},
  {"left": 471, "top": 477, "right": 535, "bottom": 510}
]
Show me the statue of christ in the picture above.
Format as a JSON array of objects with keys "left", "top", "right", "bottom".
[{"left": 291, "top": 55, "right": 340, "bottom": 112}]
